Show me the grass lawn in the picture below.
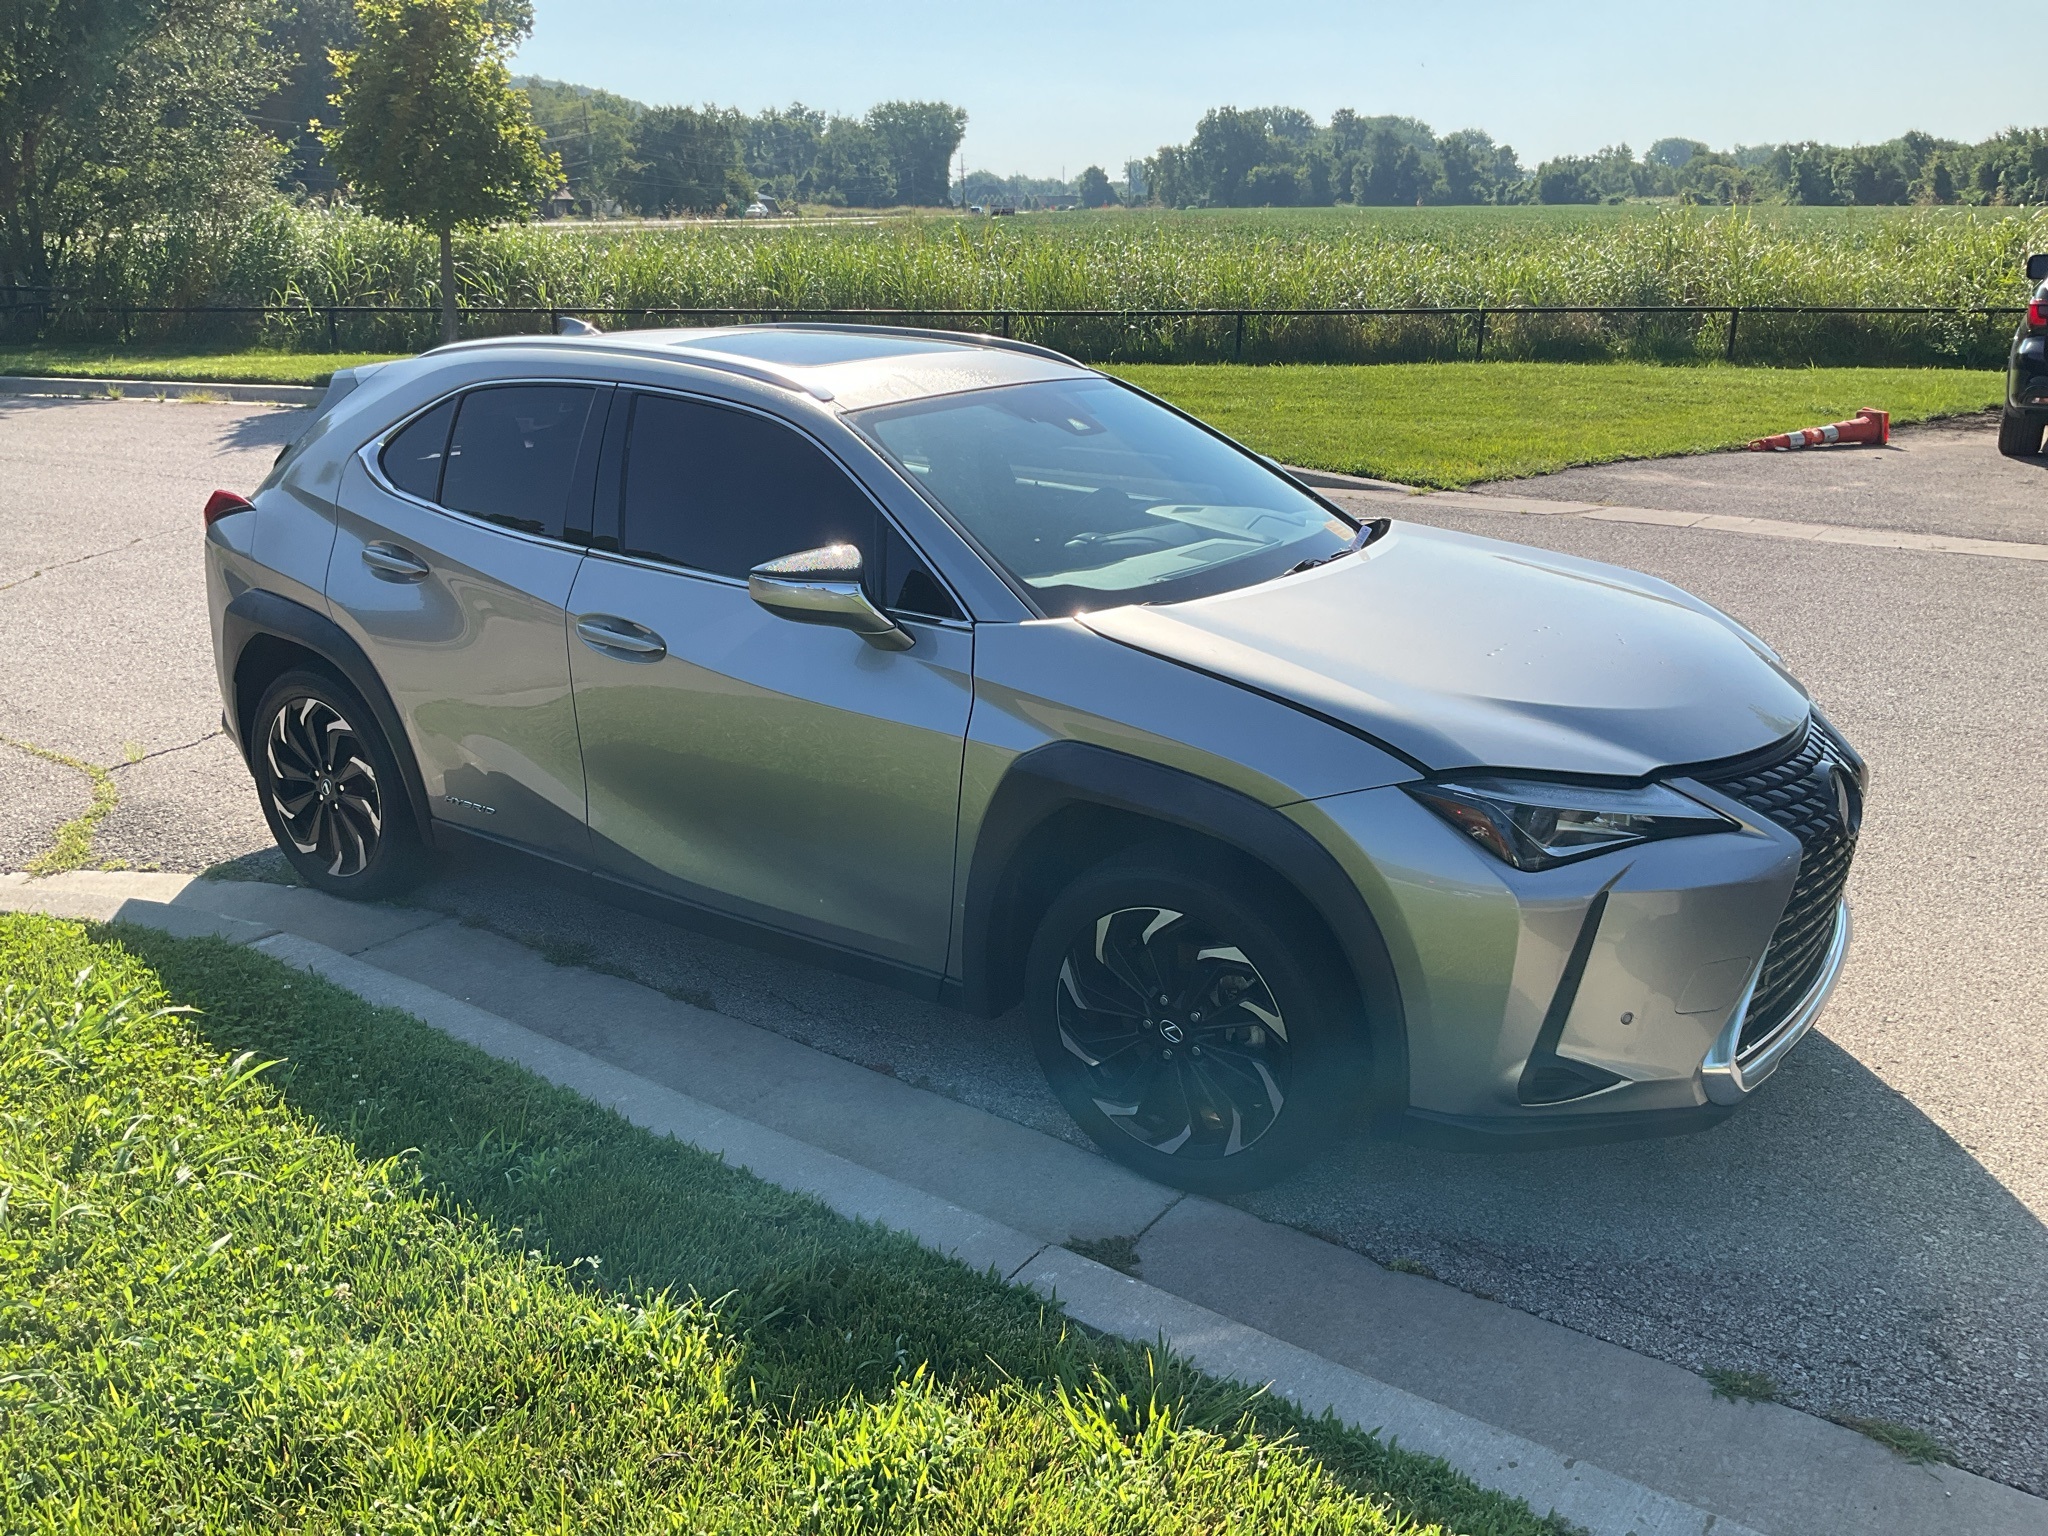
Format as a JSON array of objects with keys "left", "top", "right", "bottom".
[
  {"left": 0, "top": 913, "right": 1559, "bottom": 1535},
  {"left": 0, "top": 346, "right": 395, "bottom": 386},
  {"left": 1107, "top": 362, "right": 2003, "bottom": 487}
]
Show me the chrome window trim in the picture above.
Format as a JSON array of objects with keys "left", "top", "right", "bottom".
[
  {"left": 575, "top": 542, "right": 973, "bottom": 634},
  {"left": 358, "top": 376, "right": 609, "bottom": 554},
  {"left": 607, "top": 381, "right": 974, "bottom": 625}
]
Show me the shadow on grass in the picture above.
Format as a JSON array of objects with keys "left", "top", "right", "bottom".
[{"left": 106, "top": 922, "right": 1565, "bottom": 1536}]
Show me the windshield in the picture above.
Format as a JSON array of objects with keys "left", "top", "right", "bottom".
[{"left": 854, "top": 377, "right": 1355, "bottom": 612}]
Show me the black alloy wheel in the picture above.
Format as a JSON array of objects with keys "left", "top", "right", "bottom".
[
  {"left": 1025, "top": 850, "right": 1367, "bottom": 1194},
  {"left": 1054, "top": 905, "right": 1292, "bottom": 1161},
  {"left": 251, "top": 669, "right": 422, "bottom": 899}
]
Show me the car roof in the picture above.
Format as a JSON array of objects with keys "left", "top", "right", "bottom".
[{"left": 430, "top": 323, "right": 1091, "bottom": 411}]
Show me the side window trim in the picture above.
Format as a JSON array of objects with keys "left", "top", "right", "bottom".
[
  {"left": 361, "top": 378, "right": 610, "bottom": 554},
  {"left": 604, "top": 384, "right": 971, "bottom": 624}
]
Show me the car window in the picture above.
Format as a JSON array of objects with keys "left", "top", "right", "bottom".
[
  {"left": 620, "top": 393, "right": 877, "bottom": 579},
  {"left": 440, "top": 385, "right": 598, "bottom": 538},
  {"left": 380, "top": 398, "right": 456, "bottom": 502},
  {"left": 853, "top": 377, "right": 1355, "bottom": 613}
]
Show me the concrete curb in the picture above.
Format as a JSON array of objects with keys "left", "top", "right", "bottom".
[{"left": 0, "top": 375, "right": 321, "bottom": 406}]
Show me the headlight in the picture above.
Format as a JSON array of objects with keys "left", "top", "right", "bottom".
[{"left": 1405, "top": 776, "right": 1734, "bottom": 871}]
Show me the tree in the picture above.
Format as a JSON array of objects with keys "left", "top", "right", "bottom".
[
  {"left": 521, "top": 77, "right": 642, "bottom": 211},
  {"left": 1075, "top": 165, "right": 1118, "bottom": 208},
  {"left": 865, "top": 101, "right": 966, "bottom": 207},
  {"left": 261, "top": 0, "right": 359, "bottom": 194},
  {"left": 815, "top": 118, "right": 895, "bottom": 206},
  {"left": 629, "top": 107, "right": 750, "bottom": 215},
  {"left": 0, "top": 0, "right": 284, "bottom": 290},
  {"left": 323, "top": 0, "right": 557, "bottom": 343},
  {"left": 1535, "top": 157, "right": 1599, "bottom": 204}
]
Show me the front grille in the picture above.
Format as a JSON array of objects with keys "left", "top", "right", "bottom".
[{"left": 1696, "top": 717, "right": 1861, "bottom": 1054}]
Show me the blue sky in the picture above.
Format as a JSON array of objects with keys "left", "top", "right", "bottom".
[{"left": 515, "top": 2, "right": 2022, "bottom": 178}]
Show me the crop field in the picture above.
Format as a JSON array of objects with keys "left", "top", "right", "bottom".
[{"left": 32, "top": 202, "right": 2048, "bottom": 367}]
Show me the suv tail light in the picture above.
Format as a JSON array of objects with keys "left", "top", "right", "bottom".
[
  {"left": 203, "top": 489, "right": 254, "bottom": 527},
  {"left": 2030, "top": 300, "right": 2048, "bottom": 330}
]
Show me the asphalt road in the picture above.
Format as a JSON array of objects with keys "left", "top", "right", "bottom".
[{"left": 2, "top": 396, "right": 2042, "bottom": 1495}]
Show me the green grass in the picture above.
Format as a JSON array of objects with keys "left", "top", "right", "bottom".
[
  {"left": 1704, "top": 1368, "right": 1779, "bottom": 1405},
  {"left": 1833, "top": 1417, "right": 1954, "bottom": 1466},
  {"left": 1109, "top": 361, "right": 2003, "bottom": 486},
  {"left": 0, "top": 346, "right": 393, "bottom": 385},
  {"left": 0, "top": 738, "right": 119, "bottom": 875},
  {"left": 0, "top": 913, "right": 1562, "bottom": 1535}
]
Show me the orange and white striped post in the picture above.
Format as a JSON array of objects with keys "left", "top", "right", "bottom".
[{"left": 1747, "top": 407, "right": 1890, "bottom": 452}]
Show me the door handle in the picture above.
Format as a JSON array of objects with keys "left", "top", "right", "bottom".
[
  {"left": 576, "top": 614, "right": 667, "bottom": 661},
  {"left": 361, "top": 541, "right": 430, "bottom": 581}
]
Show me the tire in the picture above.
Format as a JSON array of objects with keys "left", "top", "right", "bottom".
[
  {"left": 1997, "top": 406, "right": 2045, "bottom": 459},
  {"left": 250, "top": 668, "right": 424, "bottom": 900},
  {"left": 1023, "top": 847, "right": 1370, "bottom": 1194}
]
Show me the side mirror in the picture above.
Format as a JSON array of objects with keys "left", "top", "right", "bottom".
[
  {"left": 748, "top": 544, "right": 914, "bottom": 651},
  {"left": 2027, "top": 253, "right": 2048, "bottom": 283}
]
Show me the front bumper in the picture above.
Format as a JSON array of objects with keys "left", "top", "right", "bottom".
[{"left": 1289, "top": 736, "right": 1857, "bottom": 1148}]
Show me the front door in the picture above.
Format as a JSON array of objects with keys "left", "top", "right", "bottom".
[
  {"left": 327, "top": 383, "right": 608, "bottom": 856},
  {"left": 566, "top": 390, "right": 972, "bottom": 975}
]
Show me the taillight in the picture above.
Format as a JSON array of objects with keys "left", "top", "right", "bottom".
[
  {"left": 203, "top": 489, "right": 254, "bottom": 527},
  {"left": 2030, "top": 300, "right": 2048, "bottom": 330}
]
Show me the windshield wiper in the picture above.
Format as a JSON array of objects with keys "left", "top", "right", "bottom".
[{"left": 1286, "top": 518, "right": 1388, "bottom": 575}]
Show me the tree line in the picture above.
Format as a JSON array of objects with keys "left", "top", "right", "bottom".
[
  {"left": 518, "top": 82, "right": 964, "bottom": 215},
  {"left": 1147, "top": 108, "right": 2048, "bottom": 208}
]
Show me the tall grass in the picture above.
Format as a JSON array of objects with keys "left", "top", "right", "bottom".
[{"left": 23, "top": 202, "right": 2048, "bottom": 365}]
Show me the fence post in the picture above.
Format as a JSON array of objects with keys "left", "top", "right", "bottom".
[
  {"left": 326, "top": 307, "right": 338, "bottom": 351},
  {"left": 1724, "top": 307, "right": 1740, "bottom": 363},
  {"left": 1234, "top": 309, "right": 1245, "bottom": 363},
  {"left": 998, "top": 310, "right": 1011, "bottom": 338},
  {"left": 1474, "top": 308, "right": 1486, "bottom": 362}
]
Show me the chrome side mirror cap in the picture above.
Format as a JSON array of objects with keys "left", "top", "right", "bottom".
[{"left": 748, "top": 544, "right": 914, "bottom": 650}]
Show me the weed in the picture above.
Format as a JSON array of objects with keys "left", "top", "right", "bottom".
[
  {"left": 1068, "top": 1233, "right": 1144, "bottom": 1275},
  {"left": 1835, "top": 1416, "right": 1953, "bottom": 1464},
  {"left": 3, "top": 737, "right": 119, "bottom": 875},
  {"left": 1385, "top": 1257, "right": 1439, "bottom": 1280},
  {"left": 1705, "top": 1367, "right": 1779, "bottom": 1404}
]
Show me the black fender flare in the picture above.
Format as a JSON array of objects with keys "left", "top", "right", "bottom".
[
  {"left": 956, "top": 740, "right": 1409, "bottom": 1125},
  {"left": 222, "top": 588, "right": 434, "bottom": 841}
]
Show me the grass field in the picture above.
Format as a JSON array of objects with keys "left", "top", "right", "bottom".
[
  {"left": 0, "top": 912, "right": 1560, "bottom": 1535},
  {"left": 8, "top": 345, "right": 1990, "bottom": 488},
  {"left": 1110, "top": 362, "right": 2004, "bottom": 485},
  {"left": 39, "top": 201, "right": 2048, "bottom": 367}
]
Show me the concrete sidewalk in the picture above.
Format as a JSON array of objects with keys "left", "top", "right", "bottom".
[{"left": 4, "top": 869, "right": 2043, "bottom": 1536}]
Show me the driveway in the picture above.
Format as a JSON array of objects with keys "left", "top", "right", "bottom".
[{"left": 1, "top": 395, "right": 2042, "bottom": 1495}]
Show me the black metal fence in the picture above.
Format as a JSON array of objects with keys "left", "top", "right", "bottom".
[{"left": 0, "top": 300, "right": 2026, "bottom": 368}]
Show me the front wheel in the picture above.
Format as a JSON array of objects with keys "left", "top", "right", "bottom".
[
  {"left": 1023, "top": 849, "right": 1370, "bottom": 1194},
  {"left": 1997, "top": 406, "right": 2045, "bottom": 459},
  {"left": 250, "top": 669, "right": 424, "bottom": 900}
]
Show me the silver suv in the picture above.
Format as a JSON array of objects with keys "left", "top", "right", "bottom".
[{"left": 206, "top": 325, "right": 1862, "bottom": 1192}]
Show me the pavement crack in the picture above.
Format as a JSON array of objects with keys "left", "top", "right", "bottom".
[
  {"left": 0, "top": 737, "right": 119, "bottom": 876},
  {"left": 0, "top": 527, "right": 180, "bottom": 592},
  {"left": 110, "top": 728, "right": 225, "bottom": 770}
]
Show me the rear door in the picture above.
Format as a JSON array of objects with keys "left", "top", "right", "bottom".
[
  {"left": 327, "top": 382, "right": 610, "bottom": 856},
  {"left": 566, "top": 389, "right": 973, "bottom": 976}
]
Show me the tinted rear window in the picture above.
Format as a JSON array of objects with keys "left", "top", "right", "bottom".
[
  {"left": 440, "top": 385, "right": 598, "bottom": 537},
  {"left": 379, "top": 398, "right": 455, "bottom": 502}
]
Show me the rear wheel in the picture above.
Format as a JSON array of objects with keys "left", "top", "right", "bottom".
[
  {"left": 250, "top": 669, "right": 423, "bottom": 900},
  {"left": 1023, "top": 849, "right": 1368, "bottom": 1194},
  {"left": 1997, "top": 406, "right": 2045, "bottom": 459}
]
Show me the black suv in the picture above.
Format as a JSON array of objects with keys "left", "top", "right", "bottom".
[{"left": 2000, "top": 252, "right": 2048, "bottom": 458}]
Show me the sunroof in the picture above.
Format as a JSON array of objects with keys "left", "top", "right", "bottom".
[{"left": 676, "top": 329, "right": 961, "bottom": 365}]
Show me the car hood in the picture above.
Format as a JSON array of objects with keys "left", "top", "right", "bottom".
[{"left": 1078, "top": 521, "right": 1809, "bottom": 778}]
